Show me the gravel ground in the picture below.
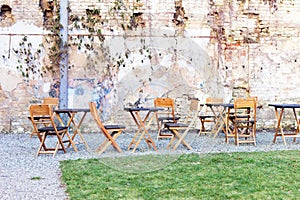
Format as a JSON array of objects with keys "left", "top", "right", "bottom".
[{"left": 1, "top": 130, "right": 300, "bottom": 200}]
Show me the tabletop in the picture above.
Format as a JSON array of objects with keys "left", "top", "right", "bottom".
[
  {"left": 268, "top": 103, "right": 300, "bottom": 109},
  {"left": 205, "top": 103, "right": 234, "bottom": 109},
  {"left": 124, "top": 107, "right": 164, "bottom": 112},
  {"left": 54, "top": 108, "right": 90, "bottom": 113}
]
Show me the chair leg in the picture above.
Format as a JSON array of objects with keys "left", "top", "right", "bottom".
[
  {"left": 36, "top": 133, "right": 47, "bottom": 157},
  {"left": 253, "top": 133, "right": 256, "bottom": 146},
  {"left": 96, "top": 138, "right": 110, "bottom": 152},
  {"left": 56, "top": 134, "right": 67, "bottom": 153},
  {"left": 167, "top": 136, "right": 176, "bottom": 149},
  {"left": 234, "top": 128, "right": 239, "bottom": 146},
  {"left": 29, "top": 129, "right": 36, "bottom": 138},
  {"left": 111, "top": 132, "right": 123, "bottom": 153},
  {"left": 167, "top": 129, "right": 193, "bottom": 150},
  {"left": 64, "top": 131, "right": 78, "bottom": 152},
  {"left": 97, "top": 140, "right": 111, "bottom": 155},
  {"left": 173, "top": 130, "right": 193, "bottom": 150},
  {"left": 96, "top": 131, "right": 123, "bottom": 154},
  {"left": 198, "top": 120, "right": 206, "bottom": 136}
]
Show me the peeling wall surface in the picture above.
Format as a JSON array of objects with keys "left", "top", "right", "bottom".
[{"left": 0, "top": 0, "right": 300, "bottom": 133}]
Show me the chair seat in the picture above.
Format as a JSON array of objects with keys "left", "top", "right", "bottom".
[
  {"left": 199, "top": 115, "right": 215, "bottom": 119},
  {"left": 165, "top": 122, "right": 188, "bottom": 128},
  {"left": 28, "top": 116, "right": 51, "bottom": 120},
  {"left": 104, "top": 125, "right": 126, "bottom": 129},
  {"left": 38, "top": 126, "right": 68, "bottom": 132},
  {"left": 158, "top": 116, "right": 180, "bottom": 121}
]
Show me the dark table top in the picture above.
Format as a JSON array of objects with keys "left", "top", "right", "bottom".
[
  {"left": 268, "top": 103, "right": 300, "bottom": 109},
  {"left": 124, "top": 107, "right": 164, "bottom": 112},
  {"left": 205, "top": 103, "right": 234, "bottom": 108},
  {"left": 54, "top": 108, "right": 90, "bottom": 113}
]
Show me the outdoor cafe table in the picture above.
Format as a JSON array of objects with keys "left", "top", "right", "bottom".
[
  {"left": 203, "top": 103, "right": 234, "bottom": 141},
  {"left": 204, "top": 103, "right": 233, "bottom": 137},
  {"left": 54, "top": 108, "right": 90, "bottom": 151},
  {"left": 124, "top": 107, "right": 163, "bottom": 153},
  {"left": 268, "top": 103, "right": 300, "bottom": 145}
]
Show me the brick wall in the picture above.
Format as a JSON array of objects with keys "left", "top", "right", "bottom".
[{"left": 0, "top": 0, "right": 299, "bottom": 133}]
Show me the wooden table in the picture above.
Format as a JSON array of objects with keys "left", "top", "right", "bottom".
[
  {"left": 125, "top": 107, "right": 162, "bottom": 152},
  {"left": 268, "top": 103, "right": 300, "bottom": 145},
  {"left": 54, "top": 108, "right": 90, "bottom": 150},
  {"left": 202, "top": 103, "right": 234, "bottom": 141},
  {"left": 204, "top": 103, "right": 229, "bottom": 137}
]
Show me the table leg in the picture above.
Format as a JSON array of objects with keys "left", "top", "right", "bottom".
[
  {"left": 142, "top": 113, "right": 158, "bottom": 151},
  {"left": 67, "top": 112, "right": 90, "bottom": 150},
  {"left": 210, "top": 106, "right": 226, "bottom": 138},
  {"left": 127, "top": 111, "right": 144, "bottom": 152},
  {"left": 128, "top": 111, "right": 157, "bottom": 152},
  {"left": 273, "top": 108, "right": 286, "bottom": 145},
  {"left": 53, "top": 112, "right": 78, "bottom": 152},
  {"left": 292, "top": 108, "right": 300, "bottom": 142},
  {"left": 132, "top": 112, "right": 146, "bottom": 153},
  {"left": 225, "top": 107, "right": 234, "bottom": 143}
]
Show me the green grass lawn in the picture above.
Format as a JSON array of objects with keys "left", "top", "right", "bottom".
[{"left": 60, "top": 150, "right": 300, "bottom": 200}]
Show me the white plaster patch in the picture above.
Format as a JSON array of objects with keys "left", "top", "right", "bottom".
[
  {"left": 0, "top": 68, "right": 21, "bottom": 92},
  {"left": 10, "top": 21, "right": 44, "bottom": 35},
  {"left": 42, "top": 82, "right": 51, "bottom": 93}
]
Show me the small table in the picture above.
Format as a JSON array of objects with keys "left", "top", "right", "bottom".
[
  {"left": 202, "top": 103, "right": 234, "bottom": 141},
  {"left": 125, "top": 107, "right": 162, "bottom": 152},
  {"left": 204, "top": 103, "right": 229, "bottom": 137},
  {"left": 268, "top": 103, "right": 300, "bottom": 145},
  {"left": 54, "top": 108, "right": 90, "bottom": 150}
]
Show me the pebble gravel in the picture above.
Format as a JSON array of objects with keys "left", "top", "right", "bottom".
[{"left": 1, "top": 130, "right": 300, "bottom": 200}]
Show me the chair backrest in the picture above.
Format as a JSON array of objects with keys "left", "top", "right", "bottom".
[
  {"left": 184, "top": 98, "right": 202, "bottom": 124},
  {"left": 233, "top": 98, "right": 257, "bottom": 122},
  {"left": 29, "top": 104, "right": 53, "bottom": 120},
  {"left": 206, "top": 97, "right": 223, "bottom": 104},
  {"left": 154, "top": 97, "right": 176, "bottom": 121},
  {"left": 29, "top": 104, "right": 54, "bottom": 136}
]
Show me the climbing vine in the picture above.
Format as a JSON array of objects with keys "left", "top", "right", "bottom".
[
  {"left": 263, "top": 0, "right": 278, "bottom": 13},
  {"left": 12, "top": 0, "right": 155, "bottom": 109},
  {"left": 13, "top": 36, "right": 44, "bottom": 79},
  {"left": 13, "top": 0, "right": 151, "bottom": 80}
]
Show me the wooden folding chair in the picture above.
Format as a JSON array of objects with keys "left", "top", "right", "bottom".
[
  {"left": 164, "top": 98, "right": 201, "bottom": 150},
  {"left": 29, "top": 97, "right": 59, "bottom": 138},
  {"left": 89, "top": 102, "right": 126, "bottom": 154},
  {"left": 199, "top": 97, "right": 223, "bottom": 135},
  {"left": 232, "top": 98, "right": 257, "bottom": 146},
  {"left": 226, "top": 97, "right": 258, "bottom": 143},
  {"left": 29, "top": 104, "right": 74, "bottom": 157},
  {"left": 154, "top": 97, "right": 180, "bottom": 139}
]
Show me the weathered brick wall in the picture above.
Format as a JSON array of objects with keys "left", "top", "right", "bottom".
[{"left": 0, "top": 0, "right": 299, "bottom": 133}]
